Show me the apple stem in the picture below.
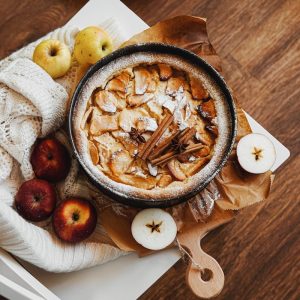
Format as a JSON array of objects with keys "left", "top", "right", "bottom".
[
  {"left": 72, "top": 212, "right": 80, "bottom": 222},
  {"left": 34, "top": 195, "right": 41, "bottom": 202},
  {"left": 49, "top": 48, "right": 57, "bottom": 57}
]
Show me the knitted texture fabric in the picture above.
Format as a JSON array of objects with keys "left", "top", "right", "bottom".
[
  {"left": 0, "top": 19, "right": 128, "bottom": 272},
  {"left": 0, "top": 59, "right": 68, "bottom": 180}
]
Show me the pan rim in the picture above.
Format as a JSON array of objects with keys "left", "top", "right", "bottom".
[{"left": 68, "top": 42, "right": 237, "bottom": 208}]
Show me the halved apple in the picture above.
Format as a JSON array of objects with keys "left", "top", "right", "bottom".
[{"left": 237, "top": 133, "right": 276, "bottom": 174}]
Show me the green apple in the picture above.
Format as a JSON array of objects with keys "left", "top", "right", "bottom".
[
  {"left": 33, "top": 39, "right": 72, "bottom": 79},
  {"left": 74, "top": 26, "right": 113, "bottom": 66}
]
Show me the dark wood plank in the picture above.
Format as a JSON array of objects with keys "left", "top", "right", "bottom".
[
  {"left": 0, "top": 0, "right": 299, "bottom": 299},
  {"left": 0, "top": 0, "right": 87, "bottom": 59}
]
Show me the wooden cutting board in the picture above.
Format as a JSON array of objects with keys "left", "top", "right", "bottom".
[{"left": 177, "top": 207, "right": 234, "bottom": 298}]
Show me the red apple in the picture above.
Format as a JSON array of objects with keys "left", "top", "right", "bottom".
[
  {"left": 52, "top": 198, "right": 97, "bottom": 243},
  {"left": 15, "top": 179, "right": 57, "bottom": 222},
  {"left": 31, "top": 138, "right": 71, "bottom": 183}
]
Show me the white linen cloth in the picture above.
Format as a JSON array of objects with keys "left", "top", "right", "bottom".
[{"left": 0, "top": 19, "right": 128, "bottom": 272}]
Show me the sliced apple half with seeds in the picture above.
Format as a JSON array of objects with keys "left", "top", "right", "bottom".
[
  {"left": 237, "top": 133, "right": 276, "bottom": 174},
  {"left": 131, "top": 209, "right": 177, "bottom": 250}
]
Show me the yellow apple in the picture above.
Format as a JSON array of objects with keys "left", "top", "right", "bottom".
[
  {"left": 74, "top": 26, "right": 113, "bottom": 66},
  {"left": 33, "top": 39, "right": 71, "bottom": 79}
]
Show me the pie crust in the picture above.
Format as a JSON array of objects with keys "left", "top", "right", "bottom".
[{"left": 72, "top": 52, "right": 232, "bottom": 201}]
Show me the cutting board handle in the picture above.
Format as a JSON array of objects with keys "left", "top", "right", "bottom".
[{"left": 178, "top": 235, "right": 224, "bottom": 299}]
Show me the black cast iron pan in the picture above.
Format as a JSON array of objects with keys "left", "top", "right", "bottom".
[{"left": 68, "top": 43, "right": 237, "bottom": 208}]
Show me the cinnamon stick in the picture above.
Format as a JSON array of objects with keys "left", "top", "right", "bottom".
[
  {"left": 176, "top": 127, "right": 197, "bottom": 161},
  {"left": 149, "top": 127, "right": 197, "bottom": 160},
  {"left": 178, "top": 127, "right": 190, "bottom": 139},
  {"left": 138, "top": 113, "right": 173, "bottom": 160},
  {"left": 150, "top": 143, "right": 206, "bottom": 166},
  {"left": 150, "top": 151, "right": 176, "bottom": 165},
  {"left": 148, "top": 130, "right": 181, "bottom": 160},
  {"left": 184, "top": 143, "right": 206, "bottom": 154},
  {"left": 185, "top": 157, "right": 210, "bottom": 176},
  {"left": 179, "top": 127, "right": 197, "bottom": 144}
]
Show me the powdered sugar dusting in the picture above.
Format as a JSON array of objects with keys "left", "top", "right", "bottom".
[
  {"left": 72, "top": 52, "right": 233, "bottom": 201},
  {"left": 137, "top": 116, "right": 158, "bottom": 132}
]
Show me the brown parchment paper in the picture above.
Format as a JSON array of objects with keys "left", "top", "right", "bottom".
[{"left": 99, "top": 16, "right": 273, "bottom": 253}]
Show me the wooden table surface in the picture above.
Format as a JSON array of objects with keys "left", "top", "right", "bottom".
[{"left": 0, "top": 0, "right": 299, "bottom": 299}]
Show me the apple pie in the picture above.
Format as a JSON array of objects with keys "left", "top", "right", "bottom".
[{"left": 72, "top": 52, "right": 232, "bottom": 200}]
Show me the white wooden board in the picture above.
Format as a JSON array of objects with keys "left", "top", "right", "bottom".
[{"left": 0, "top": 0, "right": 290, "bottom": 299}]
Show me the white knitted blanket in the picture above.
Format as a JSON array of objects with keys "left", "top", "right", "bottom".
[{"left": 0, "top": 20, "right": 128, "bottom": 272}]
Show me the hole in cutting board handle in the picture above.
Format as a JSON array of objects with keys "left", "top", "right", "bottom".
[{"left": 201, "top": 268, "right": 213, "bottom": 281}]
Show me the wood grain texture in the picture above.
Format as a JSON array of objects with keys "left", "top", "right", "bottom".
[
  {"left": 0, "top": 0, "right": 87, "bottom": 59},
  {"left": 0, "top": 0, "right": 299, "bottom": 299}
]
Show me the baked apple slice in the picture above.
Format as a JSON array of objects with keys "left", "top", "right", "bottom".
[
  {"left": 94, "top": 90, "right": 117, "bottom": 113},
  {"left": 167, "top": 159, "right": 186, "bottom": 181},
  {"left": 106, "top": 71, "right": 131, "bottom": 95},
  {"left": 136, "top": 117, "right": 158, "bottom": 132},
  {"left": 166, "top": 76, "right": 189, "bottom": 96},
  {"left": 146, "top": 100, "right": 164, "bottom": 120},
  {"left": 134, "top": 66, "right": 152, "bottom": 95},
  {"left": 194, "top": 145, "right": 211, "bottom": 158},
  {"left": 126, "top": 93, "right": 154, "bottom": 107},
  {"left": 189, "top": 77, "right": 209, "bottom": 100},
  {"left": 118, "top": 108, "right": 149, "bottom": 132},
  {"left": 205, "top": 124, "right": 219, "bottom": 137},
  {"left": 157, "top": 64, "right": 173, "bottom": 81},
  {"left": 89, "top": 110, "right": 119, "bottom": 134},
  {"left": 94, "top": 133, "right": 123, "bottom": 153},
  {"left": 197, "top": 99, "right": 216, "bottom": 121},
  {"left": 81, "top": 106, "right": 93, "bottom": 130},
  {"left": 116, "top": 174, "right": 157, "bottom": 190},
  {"left": 111, "top": 131, "right": 138, "bottom": 156},
  {"left": 184, "top": 157, "right": 210, "bottom": 176},
  {"left": 88, "top": 141, "right": 99, "bottom": 165},
  {"left": 157, "top": 174, "right": 173, "bottom": 187},
  {"left": 108, "top": 150, "right": 133, "bottom": 176},
  {"left": 147, "top": 67, "right": 159, "bottom": 93}
]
